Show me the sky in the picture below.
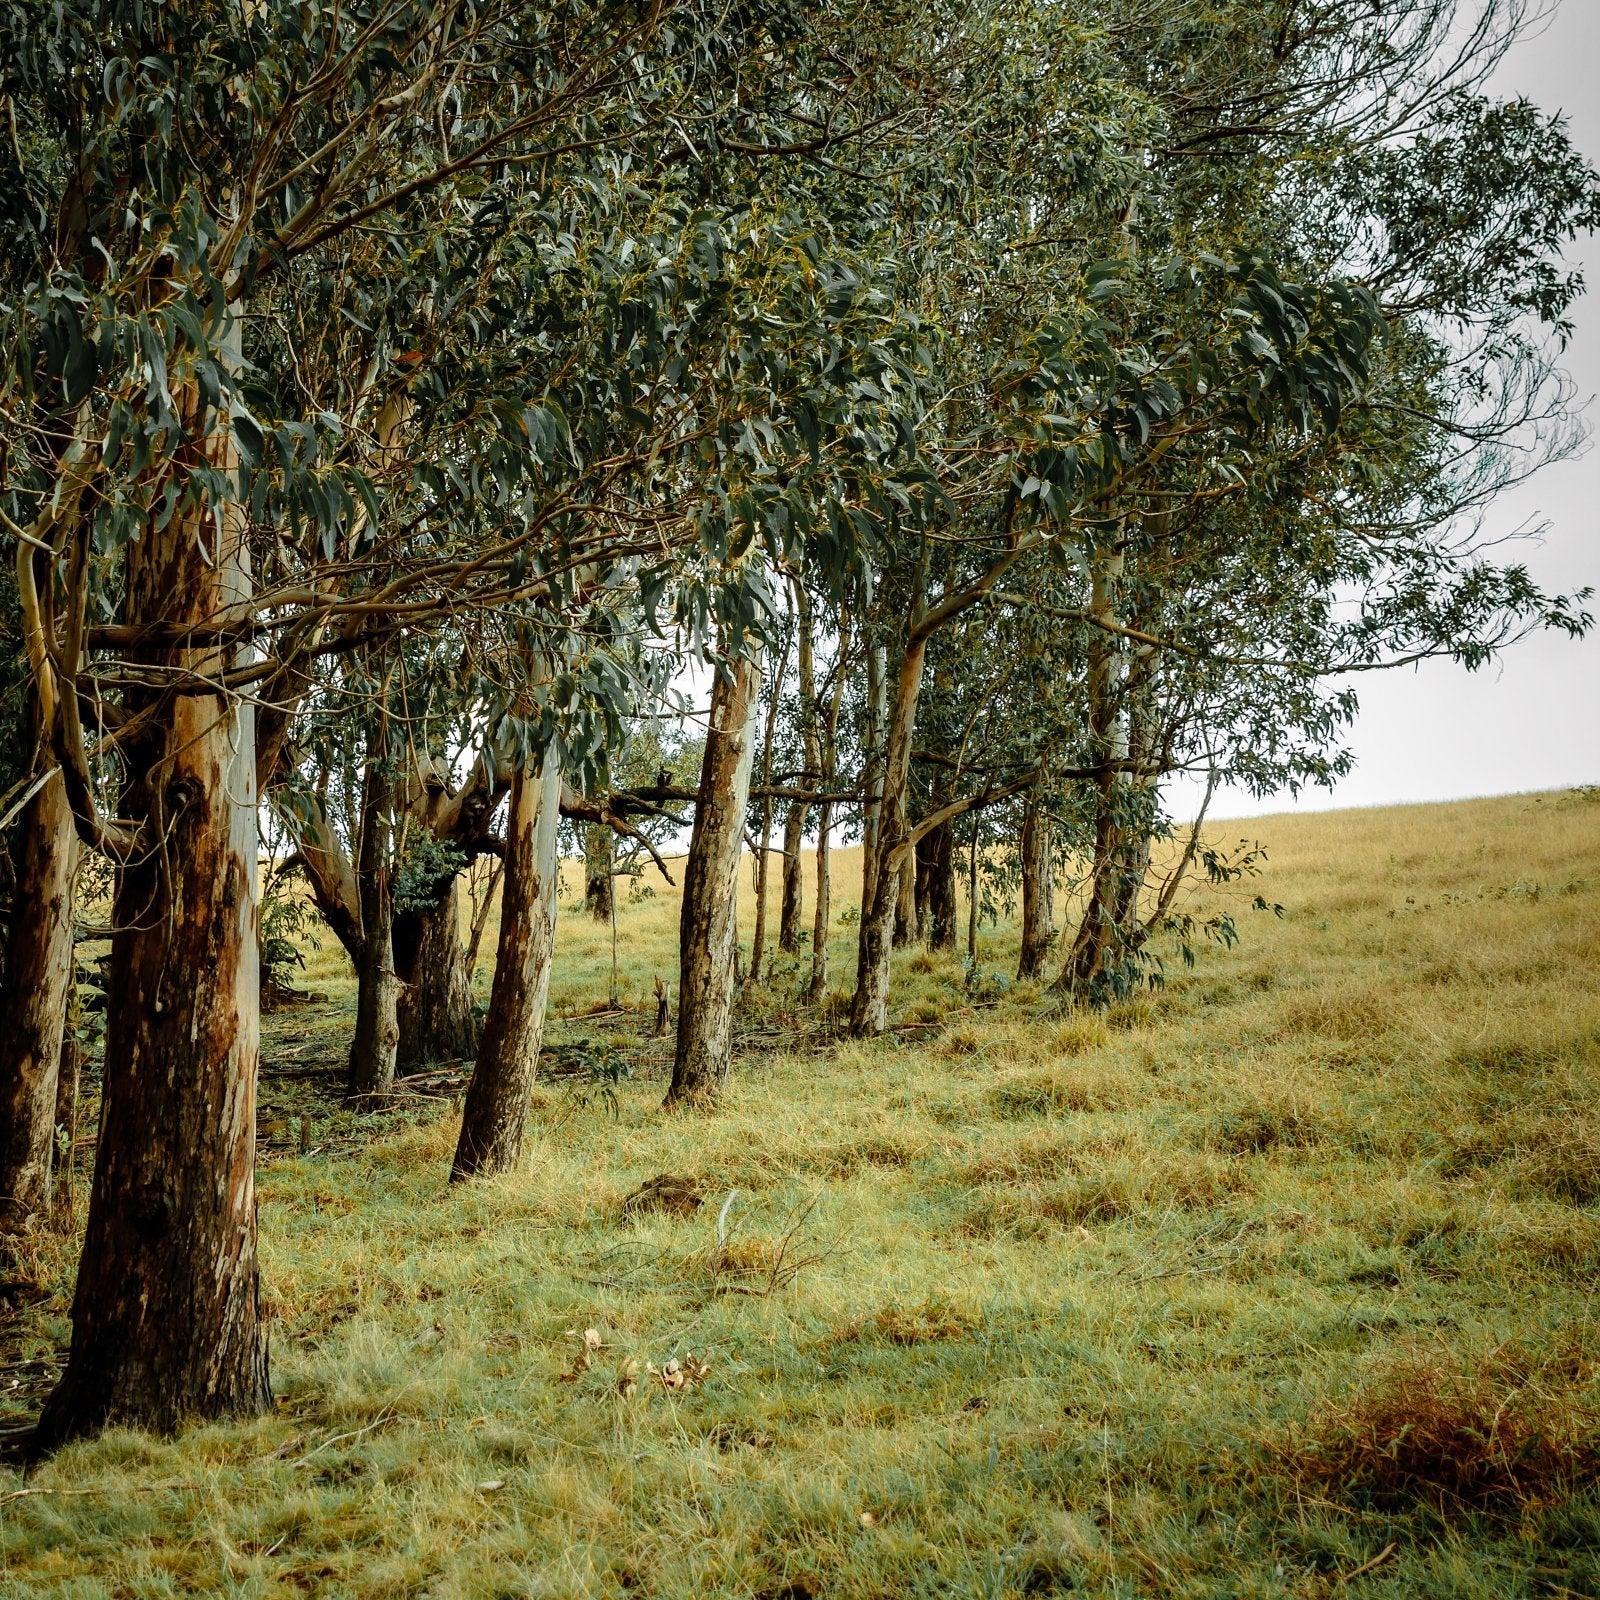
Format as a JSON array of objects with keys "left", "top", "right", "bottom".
[{"left": 1171, "top": 0, "right": 1600, "bottom": 820}]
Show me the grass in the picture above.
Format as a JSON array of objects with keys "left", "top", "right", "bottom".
[{"left": 3, "top": 789, "right": 1599, "bottom": 1598}]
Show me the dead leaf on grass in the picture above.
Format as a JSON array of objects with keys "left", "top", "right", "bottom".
[{"left": 653, "top": 1354, "right": 711, "bottom": 1392}]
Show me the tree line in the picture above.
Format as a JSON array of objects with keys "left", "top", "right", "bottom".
[{"left": 0, "top": 0, "right": 1594, "bottom": 1453}]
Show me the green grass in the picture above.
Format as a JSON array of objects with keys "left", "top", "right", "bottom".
[{"left": 3, "top": 790, "right": 1599, "bottom": 1597}]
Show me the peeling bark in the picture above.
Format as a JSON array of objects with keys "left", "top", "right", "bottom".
[
  {"left": 665, "top": 653, "right": 761, "bottom": 1108},
  {"left": 452, "top": 756, "right": 561, "bottom": 1179},
  {"left": 35, "top": 386, "right": 270, "bottom": 1451},
  {"left": 0, "top": 764, "right": 79, "bottom": 1234}
]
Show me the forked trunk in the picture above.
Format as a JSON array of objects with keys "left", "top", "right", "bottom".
[
  {"left": 35, "top": 397, "right": 270, "bottom": 1451},
  {"left": 665, "top": 653, "right": 761, "bottom": 1108},
  {"left": 1017, "top": 802, "right": 1054, "bottom": 980},
  {"left": 0, "top": 764, "right": 79, "bottom": 1234},
  {"left": 452, "top": 757, "right": 561, "bottom": 1179},
  {"left": 394, "top": 876, "right": 477, "bottom": 1066}
]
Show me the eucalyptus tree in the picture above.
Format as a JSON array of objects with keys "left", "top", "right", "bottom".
[
  {"left": 0, "top": 0, "right": 931, "bottom": 1449},
  {"left": 1033, "top": 0, "right": 1600, "bottom": 1003}
]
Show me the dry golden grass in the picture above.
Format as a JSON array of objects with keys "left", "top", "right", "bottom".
[{"left": 3, "top": 788, "right": 1599, "bottom": 1598}]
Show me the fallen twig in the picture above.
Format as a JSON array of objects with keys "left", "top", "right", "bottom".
[{"left": 1339, "top": 1543, "right": 1398, "bottom": 1583}]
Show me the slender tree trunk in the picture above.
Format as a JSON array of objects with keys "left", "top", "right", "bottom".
[
  {"left": 0, "top": 764, "right": 79, "bottom": 1234},
  {"left": 1017, "top": 801, "right": 1055, "bottom": 980},
  {"left": 748, "top": 829, "right": 773, "bottom": 983},
  {"left": 452, "top": 756, "right": 561, "bottom": 1179},
  {"left": 913, "top": 826, "right": 933, "bottom": 943},
  {"left": 35, "top": 383, "right": 270, "bottom": 1451},
  {"left": 807, "top": 798, "right": 833, "bottom": 1003},
  {"left": 850, "top": 632, "right": 928, "bottom": 1036},
  {"left": 665, "top": 652, "right": 761, "bottom": 1108},
  {"left": 778, "top": 803, "right": 806, "bottom": 953},
  {"left": 893, "top": 854, "right": 916, "bottom": 947},
  {"left": 1058, "top": 548, "right": 1133, "bottom": 1004},
  {"left": 923, "top": 820, "right": 957, "bottom": 950},
  {"left": 859, "top": 637, "right": 887, "bottom": 925},
  {"left": 394, "top": 877, "right": 477, "bottom": 1066},
  {"left": 746, "top": 626, "right": 791, "bottom": 986},
  {"left": 583, "top": 824, "right": 614, "bottom": 921},
  {"left": 806, "top": 605, "right": 850, "bottom": 1005},
  {"left": 966, "top": 820, "right": 981, "bottom": 964},
  {"left": 53, "top": 1019, "right": 80, "bottom": 1212},
  {"left": 348, "top": 719, "right": 398, "bottom": 1100},
  {"left": 780, "top": 586, "right": 818, "bottom": 953}
]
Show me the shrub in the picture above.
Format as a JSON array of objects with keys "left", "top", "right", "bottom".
[{"left": 1286, "top": 1344, "right": 1600, "bottom": 1510}]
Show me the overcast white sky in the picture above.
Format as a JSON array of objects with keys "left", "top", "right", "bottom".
[{"left": 1170, "top": 0, "right": 1600, "bottom": 820}]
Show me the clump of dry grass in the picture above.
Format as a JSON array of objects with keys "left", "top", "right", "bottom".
[
  {"left": 989, "top": 1064, "right": 1125, "bottom": 1117},
  {"left": 1204, "top": 1089, "right": 1336, "bottom": 1154},
  {"left": 1512, "top": 1124, "right": 1600, "bottom": 1206},
  {"left": 825, "top": 1295, "right": 978, "bottom": 1347},
  {"left": 1286, "top": 1342, "right": 1600, "bottom": 1510}
]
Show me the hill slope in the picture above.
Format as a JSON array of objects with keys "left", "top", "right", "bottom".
[{"left": 6, "top": 790, "right": 1599, "bottom": 1598}]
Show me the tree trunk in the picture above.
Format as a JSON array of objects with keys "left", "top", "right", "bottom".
[
  {"left": 850, "top": 633, "right": 928, "bottom": 1036},
  {"left": 807, "top": 798, "right": 833, "bottom": 1003},
  {"left": 394, "top": 876, "right": 477, "bottom": 1066},
  {"left": 859, "top": 637, "right": 888, "bottom": 925},
  {"left": 746, "top": 626, "right": 791, "bottom": 986},
  {"left": 54, "top": 1020, "right": 80, "bottom": 1204},
  {"left": 921, "top": 820, "right": 957, "bottom": 950},
  {"left": 0, "top": 764, "right": 79, "bottom": 1234},
  {"left": 348, "top": 719, "right": 399, "bottom": 1100},
  {"left": 665, "top": 652, "right": 761, "bottom": 1108},
  {"left": 893, "top": 853, "right": 916, "bottom": 948},
  {"left": 583, "top": 823, "right": 614, "bottom": 921},
  {"left": 778, "top": 803, "right": 806, "bottom": 954},
  {"left": 34, "top": 390, "right": 271, "bottom": 1451},
  {"left": 452, "top": 756, "right": 561, "bottom": 1179},
  {"left": 966, "top": 820, "right": 981, "bottom": 965},
  {"left": 780, "top": 585, "right": 818, "bottom": 954},
  {"left": 1057, "top": 549, "right": 1135, "bottom": 1005},
  {"left": 1017, "top": 801, "right": 1054, "bottom": 980}
]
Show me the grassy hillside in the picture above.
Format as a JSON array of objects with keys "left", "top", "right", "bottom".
[{"left": 4, "top": 791, "right": 1599, "bottom": 1598}]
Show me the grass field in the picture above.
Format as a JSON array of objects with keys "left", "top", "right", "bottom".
[{"left": 3, "top": 790, "right": 1598, "bottom": 1598}]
